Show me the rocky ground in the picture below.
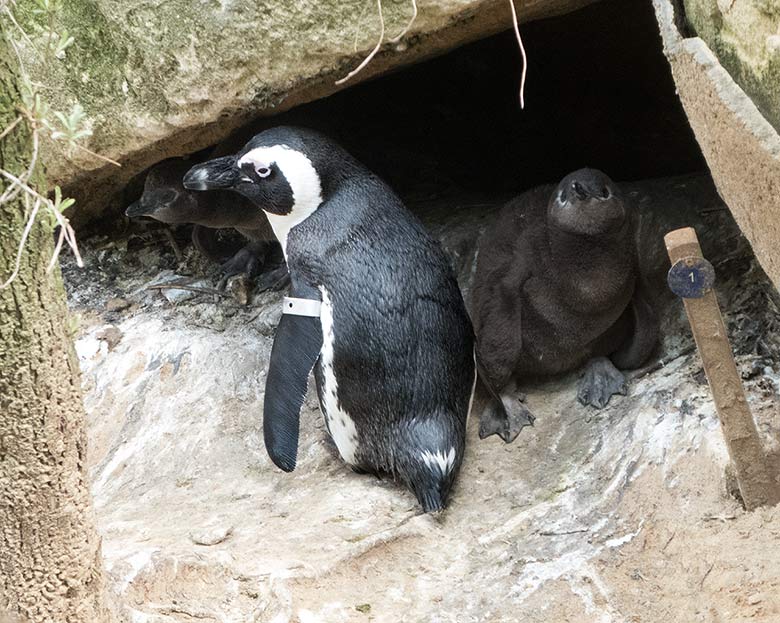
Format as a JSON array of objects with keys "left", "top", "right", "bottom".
[{"left": 63, "top": 175, "right": 780, "bottom": 622}]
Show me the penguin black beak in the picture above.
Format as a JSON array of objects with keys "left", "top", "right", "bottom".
[
  {"left": 125, "top": 199, "right": 152, "bottom": 218},
  {"left": 126, "top": 188, "right": 178, "bottom": 218},
  {"left": 183, "top": 156, "right": 240, "bottom": 191}
]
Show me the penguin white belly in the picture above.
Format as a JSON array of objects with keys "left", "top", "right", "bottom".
[{"left": 318, "top": 287, "right": 359, "bottom": 465}]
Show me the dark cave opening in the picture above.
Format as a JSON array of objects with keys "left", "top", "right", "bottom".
[
  {"left": 294, "top": 0, "right": 707, "bottom": 197},
  {"left": 118, "top": 0, "right": 706, "bottom": 223}
]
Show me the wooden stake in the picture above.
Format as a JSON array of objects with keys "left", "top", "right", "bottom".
[{"left": 665, "top": 227, "right": 780, "bottom": 510}]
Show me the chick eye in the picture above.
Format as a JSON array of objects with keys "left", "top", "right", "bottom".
[
  {"left": 158, "top": 189, "right": 176, "bottom": 203},
  {"left": 256, "top": 166, "right": 272, "bottom": 178}
]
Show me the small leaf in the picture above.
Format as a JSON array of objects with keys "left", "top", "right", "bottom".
[
  {"left": 53, "top": 110, "right": 69, "bottom": 128},
  {"left": 55, "top": 32, "right": 75, "bottom": 58},
  {"left": 50, "top": 103, "right": 91, "bottom": 146},
  {"left": 71, "top": 128, "right": 92, "bottom": 141},
  {"left": 69, "top": 107, "right": 87, "bottom": 132},
  {"left": 355, "top": 604, "right": 371, "bottom": 614}
]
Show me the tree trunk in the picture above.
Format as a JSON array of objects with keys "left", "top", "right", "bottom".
[{"left": 0, "top": 25, "right": 113, "bottom": 623}]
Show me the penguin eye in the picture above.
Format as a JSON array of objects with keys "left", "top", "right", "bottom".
[
  {"left": 156, "top": 189, "right": 176, "bottom": 204},
  {"left": 256, "top": 166, "right": 272, "bottom": 178}
]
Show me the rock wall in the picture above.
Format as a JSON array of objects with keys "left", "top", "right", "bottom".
[
  {"left": 683, "top": 0, "right": 780, "bottom": 132},
  {"left": 653, "top": 0, "right": 780, "bottom": 292},
  {"left": 15, "top": 0, "right": 595, "bottom": 222}
]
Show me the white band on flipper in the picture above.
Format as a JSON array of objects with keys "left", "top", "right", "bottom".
[{"left": 282, "top": 297, "right": 321, "bottom": 317}]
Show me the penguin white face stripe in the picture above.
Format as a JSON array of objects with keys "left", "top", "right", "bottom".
[{"left": 238, "top": 145, "right": 323, "bottom": 257}]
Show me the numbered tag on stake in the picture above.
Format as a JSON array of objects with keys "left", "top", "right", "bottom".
[{"left": 667, "top": 256, "right": 716, "bottom": 299}]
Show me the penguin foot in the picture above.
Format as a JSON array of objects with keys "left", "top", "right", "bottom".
[
  {"left": 256, "top": 265, "right": 291, "bottom": 293},
  {"left": 220, "top": 245, "right": 265, "bottom": 281},
  {"left": 479, "top": 397, "right": 535, "bottom": 443},
  {"left": 225, "top": 273, "right": 250, "bottom": 306},
  {"left": 577, "top": 356, "right": 627, "bottom": 409}
]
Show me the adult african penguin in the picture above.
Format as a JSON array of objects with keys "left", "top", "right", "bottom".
[{"left": 183, "top": 126, "right": 479, "bottom": 513}]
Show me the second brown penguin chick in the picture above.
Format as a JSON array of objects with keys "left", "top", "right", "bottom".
[
  {"left": 472, "top": 168, "right": 658, "bottom": 442},
  {"left": 126, "top": 157, "right": 288, "bottom": 288}
]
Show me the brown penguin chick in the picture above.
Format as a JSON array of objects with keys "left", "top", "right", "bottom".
[
  {"left": 472, "top": 168, "right": 658, "bottom": 442},
  {"left": 126, "top": 158, "right": 288, "bottom": 287}
]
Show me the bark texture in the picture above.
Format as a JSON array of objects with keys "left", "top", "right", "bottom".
[{"left": 0, "top": 24, "right": 113, "bottom": 623}]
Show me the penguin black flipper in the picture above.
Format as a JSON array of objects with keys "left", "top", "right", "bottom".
[{"left": 263, "top": 284, "right": 323, "bottom": 472}]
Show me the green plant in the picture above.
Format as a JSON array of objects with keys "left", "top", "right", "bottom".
[{"left": 0, "top": 0, "right": 118, "bottom": 289}]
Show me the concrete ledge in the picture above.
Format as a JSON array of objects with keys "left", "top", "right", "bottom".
[{"left": 653, "top": 0, "right": 780, "bottom": 291}]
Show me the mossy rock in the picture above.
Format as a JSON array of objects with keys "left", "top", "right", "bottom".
[
  {"left": 684, "top": 0, "right": 780, "bottom": 132},
  {"left": 11, "top": 0, "right": 596, "bottom": 224}
]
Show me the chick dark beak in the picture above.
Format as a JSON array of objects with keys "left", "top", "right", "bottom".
[
  {"left": 573, "top": 181, "right": 588, "bottom": 201},
  {"left": 183, "top": 156, "right": 240, "bottom": 191},
  {"left": 125, "top": 199, "right": 152, "bottom": 218}
]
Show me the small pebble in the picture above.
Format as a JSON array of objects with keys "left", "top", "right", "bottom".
[
  {"left": 189, "top": 525, "right": 234, "bottom": 546},
  {"left": 767, "top": 35, "right": 780, "bottom": 56},
  {"left": 96, "top": 326, "right": 123, "bottom": 350},
  {"left": 105, "top": 297, "right": 131, "bottom": 312},
  {"left": 227, "top": 273, "right": 250, "bottom": 306}
]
